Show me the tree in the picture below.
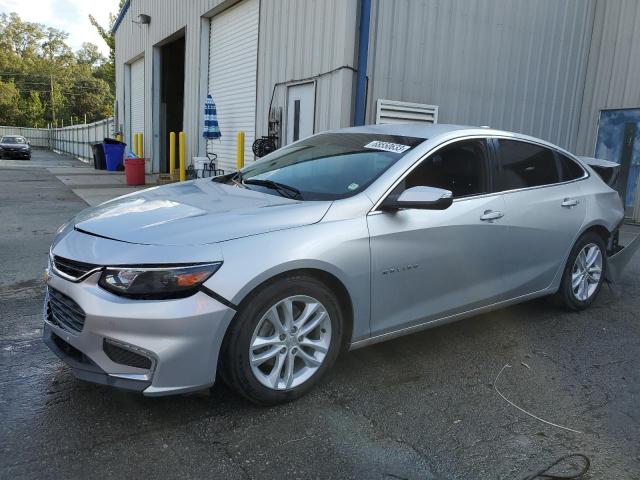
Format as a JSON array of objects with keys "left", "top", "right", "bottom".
[
  {"left": 21, "top": 91, "right": 45, "bottom": 127},
  {"left": 0, "top": 12, "right": 44, "bottom": 57},
  {"left": 88, "top": 0, "right": 125, "bottom": 92},
  {"left": 0, "top": 12, "right": 114, "bottom": 127},
  {"left": 42, "top": 26, "right": 74, "bottom": 63},
  {"left": 89, "top": 0, "right": 125, "bottom": 94},
  {"left": 77, "top": 42, "right": 105, "bottom": 67},
  {"left": 0, "top": 81, "right": 21, "bottom": 125}
]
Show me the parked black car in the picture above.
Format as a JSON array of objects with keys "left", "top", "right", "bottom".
[{"left": 0, "top": 135, "right": 31, "bottom": 160}]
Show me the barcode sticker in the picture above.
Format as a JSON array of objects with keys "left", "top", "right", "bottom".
[{"left": 364, "top": 141, "right": 411, "bottom": 154}]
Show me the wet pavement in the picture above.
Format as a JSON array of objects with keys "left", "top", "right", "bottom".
[{"left": 1, "top": 150, "right": 639, "bottom": 479}]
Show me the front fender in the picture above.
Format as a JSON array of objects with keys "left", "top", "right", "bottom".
[{"left": 203, "top": 218, "right": 372, "bottom": 342}]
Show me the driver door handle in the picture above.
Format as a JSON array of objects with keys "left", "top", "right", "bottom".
[
  {"left": 480, "top": 210, "right": 504, "bottom": 221},
  {"left": 561, "top": 198, "right": 579, "bottom": 208}
]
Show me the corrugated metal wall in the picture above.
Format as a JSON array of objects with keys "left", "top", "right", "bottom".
[
  {"left": 255, "top": 0, "right": 358, "bottom": 141},
  {"left": 114, "top": 0, "right": 638, "bottom": 170},
  {"left": 366, "top": 0, "right": 596, "bottom": 152},
  {"left": 114, "top": 0, "right": 227, "bottom": 170},
  {"left": 576, "top": 0, "right": 640, "bottom": 155},
  {"left": 208, "top": 0, "right": 260, "bottom": 171},
  {"left": 115, "top": 0, "right": 358, "bottom": 170}
]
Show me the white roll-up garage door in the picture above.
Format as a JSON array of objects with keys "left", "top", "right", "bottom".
[
  {"left": 208, "top": 0, "right": 259, "bottom": 173},
  {"left": 129, "top": 58, "right": 145, "bottom": 144}
]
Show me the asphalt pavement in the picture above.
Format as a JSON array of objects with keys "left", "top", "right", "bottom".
[{"left": 1, "top": 150, "right": 639, "bottom": 479}]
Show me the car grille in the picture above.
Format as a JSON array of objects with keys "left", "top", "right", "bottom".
[
  {"left": 45, "top": 287, "right": 86, "bottom": 333},
  {"left": 103, "top": 340, "right": 153, "bottom": 370},
  {"left": 53, "top": 255, "right": 99, "bottom": 280}
]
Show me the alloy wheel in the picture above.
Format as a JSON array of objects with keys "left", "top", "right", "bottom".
[
  {"left": 571, "top": 243, "right": 603, "bottom": 301},
  {"left": 249, "top": 295, "right": 332, "bottom": 390}
]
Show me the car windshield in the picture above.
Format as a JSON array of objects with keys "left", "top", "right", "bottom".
[
  {"left": 222, "top": 133, "right": 424, "bottom": 200},
  {"left": 1, "top": 137, "right": 26, "bottom": 144}
]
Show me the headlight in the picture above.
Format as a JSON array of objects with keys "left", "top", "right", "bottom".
[{"left": 98, "top": 263, "right": 222, "bottom": 299}]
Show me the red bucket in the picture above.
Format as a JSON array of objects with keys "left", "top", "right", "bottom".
[{"left": 124, "top": 158, "right": 145, "bottom": 186}]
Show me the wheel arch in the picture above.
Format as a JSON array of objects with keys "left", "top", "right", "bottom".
[
  {"left": 550, "top": 222, "right": 613, "bottom": 293},
  {"left": 230, "top": 267, "right": 355, "bottom": 352},
  {"left": 580, "top": 224, "right": 612, "bottom": 245}
]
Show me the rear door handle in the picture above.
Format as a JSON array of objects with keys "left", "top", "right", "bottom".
[
  {"left": 480, "top": 210, "right": 504, "bottom": 221},
  {"left": 561, "top": 198, "right": 579, "bottom": 208}
]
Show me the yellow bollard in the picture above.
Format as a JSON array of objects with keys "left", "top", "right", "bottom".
[
  {"left": 133, "top": 133, "right": 139, "bottom": 157},
  {"left": 169, "top": 132, "right": 176, "bottom": 179},
  {"left": 139, "top": 132, "right": 144, "bottom": 158},
  {"left": 236, "top": 131, "right": 245, "bottom": 170},
  {"left": 179, "top": 131, "right": 186, "bottom": 182}
]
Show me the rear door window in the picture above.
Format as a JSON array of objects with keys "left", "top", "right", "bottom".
[{"left": 497, "top": 139, "right": 559, "bottom": 190}]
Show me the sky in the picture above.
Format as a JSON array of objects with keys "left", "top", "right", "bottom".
[{"left": 0, "top": 0, "right": 121, "bottom": 55}]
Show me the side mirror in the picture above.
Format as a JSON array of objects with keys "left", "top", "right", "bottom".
[{"left": 380, "top": 186, "right": 453, "bottom": 211}]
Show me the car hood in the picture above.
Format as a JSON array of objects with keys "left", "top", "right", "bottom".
[
  {"left": 0, "top": 143, "right": 29, "bottom": 148},
  {"left": 73, "top": 179, "right": 332, "bottom": 246}
]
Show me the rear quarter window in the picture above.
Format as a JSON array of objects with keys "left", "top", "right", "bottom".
[
  {"left": 497, "top": 139, "right": 559, "bottom": 190},
  {"left": 557, "top": 153, "right": 586, "bottom": 181}
]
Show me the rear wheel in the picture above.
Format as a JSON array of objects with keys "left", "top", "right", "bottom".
[
  {"left": 558, "top": 232, "right": 606, "bottom": 310},
  {"left": 221, "top": 275, "right": 344, "bottom": 405}
]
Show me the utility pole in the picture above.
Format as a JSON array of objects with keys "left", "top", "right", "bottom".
[{"left": 50, "top": 74, "right": 56, "bottom": 125}]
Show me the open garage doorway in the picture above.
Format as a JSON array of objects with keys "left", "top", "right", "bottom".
[{"left": 157, "top": 34, "right": 185, "bottom": 173}]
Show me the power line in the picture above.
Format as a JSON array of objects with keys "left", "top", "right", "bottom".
[
  {"left": 12, "top": 84, "right": 107, "bottom": 91},
  {"left": 10, "top": 88, "right": 108, "bottom": 97},
  {"left": 0, "top": 71, "right": 108, "bottom": 78}
]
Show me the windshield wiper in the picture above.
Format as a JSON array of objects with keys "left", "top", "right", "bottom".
[{"left": 243, "top": 179, "right": 303, "bottom": 200}]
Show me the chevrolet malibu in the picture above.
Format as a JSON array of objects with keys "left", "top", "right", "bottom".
[{"left": 44, "top": 124, "right": 638, "bottom": 405}]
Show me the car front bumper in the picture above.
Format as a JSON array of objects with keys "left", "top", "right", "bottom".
[
  {"left": 1, "top": 149, "right": 30, "bottom": 158},
  {"left": 43, "top": 271, "right": 236, "bottom": 396}
]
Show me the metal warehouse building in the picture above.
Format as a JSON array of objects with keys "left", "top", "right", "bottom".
[{"left": 113, "top": 0, "right": 640, "bottom": 217}]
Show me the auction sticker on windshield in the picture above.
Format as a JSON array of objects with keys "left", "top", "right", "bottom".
[{"left": 364, "top": 141, "right": 411, "bottom": 154}]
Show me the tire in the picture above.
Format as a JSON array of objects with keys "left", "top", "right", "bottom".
[
  {"left": 221, "top": 275, "right": 344, "bottom": 405},
  {"left": 558, "top": 232, "right": 606, "bottom": 310}
]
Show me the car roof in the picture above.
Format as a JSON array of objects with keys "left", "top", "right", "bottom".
[
  {"left": 327, "top": 123, "right": 571, "bottom": 155},
  {"left": 1, "top": 135, "right": 25, "bottom": 139},
  {"left": 329, "top": 123, "right": 473, "bottom": 139}
]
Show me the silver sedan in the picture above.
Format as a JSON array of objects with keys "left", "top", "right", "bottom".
[{"left": 44, "top": 124, "right": 638, "bottom": 404}]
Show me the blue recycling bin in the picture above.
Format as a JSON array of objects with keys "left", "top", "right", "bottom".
[{"left": 103, "top": 139, "right": 126, "bottom": 171}]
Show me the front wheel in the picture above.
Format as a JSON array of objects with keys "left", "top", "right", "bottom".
[
  {"left": 221, "top": 275, "right": 344, "bottom": 405},
  {"left": 558, "top": 232, "right": 606, "bottom": 310}
]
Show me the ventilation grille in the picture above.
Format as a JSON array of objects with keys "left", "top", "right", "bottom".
[
  {"left": 375, "top": 99, "right": 438, "bottom": 125},
  {"left": 103, "top": 340, "right": 153, "bottom": 370},
  {"left": 53, "top": 256, "right": 99, "bottom": 280},
  {"left": 46, "top": 287, "right": 86, "bottom": 333}
]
